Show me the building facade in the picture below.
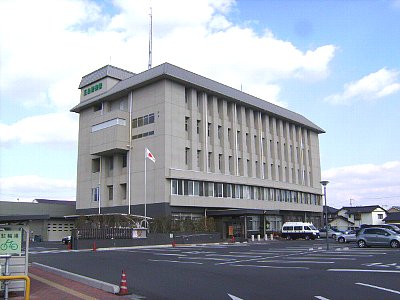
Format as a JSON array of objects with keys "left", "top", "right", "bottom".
[
  {"left": 0, "top": 199, "right": 76, "bottom": 241},
  {"left": 71, "top": 63, "right": 324, "bottom": 238}
]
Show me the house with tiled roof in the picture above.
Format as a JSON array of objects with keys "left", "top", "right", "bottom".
[{"left": 336, "top": 205, "right": 387, "bottom": 228}]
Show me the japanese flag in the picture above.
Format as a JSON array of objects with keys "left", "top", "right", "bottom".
[{"left": 145, "top": 148, "right": 156, "bottom": 163}]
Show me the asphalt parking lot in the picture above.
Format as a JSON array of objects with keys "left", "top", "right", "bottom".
[{"left": 29, "top": 240, "right": 400, "bottom": 299}]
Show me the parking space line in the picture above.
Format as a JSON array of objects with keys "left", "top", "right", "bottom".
[
  {"left": 328, "top": 269, "right": 400, "bottom": 273},
  {"left": 356, "top": 282, "right": 400, "bottom": 295},
  {"left": 258, "top": 260, "right": 334, "bottom": 264},
  {"left": 231, "top": 264, "right": 309, "bottom": 270},
  {"left": 149, "top": 259, "right": 203, "bottom": 265}
]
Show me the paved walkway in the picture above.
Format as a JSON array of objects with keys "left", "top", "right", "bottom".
[{"left": 8, "top": 265, "right": 129, "bottom": 300}]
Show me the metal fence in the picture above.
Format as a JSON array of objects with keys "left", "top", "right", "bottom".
[{"left": 73, "top": 228, "right": 135, "bottom": 240}]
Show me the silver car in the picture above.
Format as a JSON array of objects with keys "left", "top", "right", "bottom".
[
  {"left": 336, "top": 230, "right": 357, "bottom": 243},
  {"left": 357, "top": 227, "right": 400, "bottom": 248}
]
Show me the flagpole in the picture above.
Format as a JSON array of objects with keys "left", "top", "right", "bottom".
[{"left": 144, "top": 147, "right": 147, "bottom": 227}]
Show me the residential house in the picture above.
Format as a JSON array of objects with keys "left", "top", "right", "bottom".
[{"left": 336, "top": 205, "right": 387, "bottom": 228}]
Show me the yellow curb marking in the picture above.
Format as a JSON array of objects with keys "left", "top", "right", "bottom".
[{"left": 29, "top": 273, "right": 98, "bottom": 300}]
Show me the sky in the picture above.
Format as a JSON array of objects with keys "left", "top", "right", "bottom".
[{"left": 0, "top": 0, "right": 399, "bottom": 209}]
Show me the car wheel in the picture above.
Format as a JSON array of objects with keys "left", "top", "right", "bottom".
[
  {"left": 390, "top": 240, "right": 400, "bottom": 248},
  {"left": 286, "top": 235, "right": 292, "bottom": 240},
  {"left": 338, "top": 237, "right": 345, "bottom": 243},
  {"left": 358, "top": 240, "right": 367, "bottom": 248},
  {"left": 332, "top": 234, "right": 336, "bottom": 239},
  {"left": 305, "top": 235, "right": 310, "bottom": 240}
]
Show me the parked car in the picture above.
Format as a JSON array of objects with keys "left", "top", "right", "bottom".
[
  {"left": 356, "top": 227, "right": 400, "bottom": 248},
  {"left": 281, "top": 222, "right": 320, "bottom": 240},
  {"left": 360, "top": 224, "right": 400, "bottom": 235},
  {"left": 62, "top": 235, "right": 71, "bottom": 244},
  {"left": 319, "top": 228, "right": 343, "bottom": 239},
  {"left": 336, "top": 230, "right": 357, "bottom": 243}
]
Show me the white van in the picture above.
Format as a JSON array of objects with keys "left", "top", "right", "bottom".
[{"left": 281, "top": 222, "right": 320, "bottom": 240}]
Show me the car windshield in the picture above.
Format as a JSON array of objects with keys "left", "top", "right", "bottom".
[{"left": 310, "top": 225, "right": 317, "bottom": 230}]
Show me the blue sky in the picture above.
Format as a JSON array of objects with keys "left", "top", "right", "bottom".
[{"left": 0, "top": 0, "right": 399, "bottom": 209}]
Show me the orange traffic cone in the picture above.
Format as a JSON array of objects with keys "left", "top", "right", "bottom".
[
  {"left": 118, "top": 270, "right": 129, "bottom": 295},
  {"left": 92, "top": 241, "right": 97, "bottom": 252},
  {"left": 67, "top": 242, "right": 72, "bottom": 251},
  {"left": 172, "top": 240, "right": 176, "bottom": 248}
]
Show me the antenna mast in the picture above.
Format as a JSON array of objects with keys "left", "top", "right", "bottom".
[{"left": 148, "top": 6, "right": 152, "bottom": 69}]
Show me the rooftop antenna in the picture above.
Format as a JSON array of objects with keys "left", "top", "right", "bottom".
[{"left": 148, "top": 6, "right": 152, "bottom": 69}]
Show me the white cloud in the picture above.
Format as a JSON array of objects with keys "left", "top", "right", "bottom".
[
  {"left": 0, "top": 0, "right": 336, "bottom": 112},
  {"left": 324, "top": 68, "right": 400, "bottom": 105},
  {"left": 0, "top": 175, "right": 76, "bottom": 202},
  {"left": 321, "top": 161, "right": 400, "bottom": 209},
  {"left": 0, "top": 113, "right": 78, "bottom": 145}
]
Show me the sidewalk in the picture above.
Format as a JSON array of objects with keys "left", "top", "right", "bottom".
[{"left": 8, "top": 265, "right": 130, "bottom": 300}]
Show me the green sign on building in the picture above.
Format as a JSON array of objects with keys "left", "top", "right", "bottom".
[{"left": 0, "top": 230, "right": 22, "bottom": 255}]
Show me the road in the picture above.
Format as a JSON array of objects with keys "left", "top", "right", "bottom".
[{"left": 28, "top": 240, "right": 400, "bottom": 299}]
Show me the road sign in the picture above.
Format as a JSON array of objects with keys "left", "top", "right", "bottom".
[{"left": 0, "top": 230, "right": 22, "bottom": 255}]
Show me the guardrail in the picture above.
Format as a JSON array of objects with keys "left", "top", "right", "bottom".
[{"left": 0, "top": 275, "right": 30, "bottom": 300}]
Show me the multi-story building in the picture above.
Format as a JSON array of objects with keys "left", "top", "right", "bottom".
[{"left": 71, "top": 63, "right": 324, "bottom": 238}]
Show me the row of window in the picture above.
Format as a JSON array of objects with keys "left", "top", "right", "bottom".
[
  {"left": 171, "top": 179, "right": 320, "bottom": 205},
  {"left": 132, "top": 130, "right": 154, "bottom": 140},
  {"left": 92, "top": 184, "right": 127, "bottom": 202},
  {"left": 84, "top": 82, "right": 103, "bottom": 96},
  {"left": 132, "top": 113, "right": 155, "bottom": 128}
]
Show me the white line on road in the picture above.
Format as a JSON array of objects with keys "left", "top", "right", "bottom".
[
  {"left": 328, "top": 269, "right": 400, "bottom": 274},
  {"left": 231, "top": 264, "right": 309, "bottom": 270},
  {"left": 315, "top": 296, "right": 330, "bottom": 300},
  {"left": 356, "top": 282, "right": 400, "bottom": 295},
  {"left": 149, "top": 259, "right": 203, "bottom": 265},
  {"left": 258, "top": 260, "right": 334, "bottom": 264},
  {"left": 154, "top": 253, "right": 187, "bottom": 256}
]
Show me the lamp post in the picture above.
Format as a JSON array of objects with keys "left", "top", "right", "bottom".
[{"left": 320, "top": 180, "right": 329, "bottom": 250}]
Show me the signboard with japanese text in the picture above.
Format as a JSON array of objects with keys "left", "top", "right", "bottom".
[{"left": 0, "top": 230, "right": 22, "bottom": 255}]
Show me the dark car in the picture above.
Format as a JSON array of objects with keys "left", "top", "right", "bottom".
[
  {"left": 356, "top": 227, "right": 400, "bottom": 248},
  {"left": 62, "top": 235, "right": 71, "bottom": 244}
]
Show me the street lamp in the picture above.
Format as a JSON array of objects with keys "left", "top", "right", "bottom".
[{"left": 320, "top": 180, "right": 329, "bottom": 250}]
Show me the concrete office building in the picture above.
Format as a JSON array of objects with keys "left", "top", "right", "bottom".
[{"left": 71, "top": 63, "right": 324, "bottom": 238}]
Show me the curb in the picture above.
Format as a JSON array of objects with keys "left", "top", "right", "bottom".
[{"left": 32, "top": 262, "right": 120, "bottom": 294}]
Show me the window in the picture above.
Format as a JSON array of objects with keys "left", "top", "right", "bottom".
[
  {"left": 108, "top": 156, "right": 114, "bottom": 170},
  {"left": 138, "top": 116, "right": 144, "bottom": 127},
  {"left": 185, "top": 147, "right": 190, "bottom": 165},
  {"left": 214, "top": 183, "right": 223, "bottom": 197},
  {"left": 197, "top": 120, "right": 201, "bottom": 134},
  {"left": 185, "top": 117, "right": 189, "bottom": 131},
  {"left": 108, "top": 185, "right": 113, "bottom": 201},
  {"left": 218, "top": 125, "right": 222, "bottom": 140},
  {"left": 120, "top": 184, "right": 127, "bottom": 199},
  {"left": 92, "top": 158, "right": 100, "bottom": 173},
  {"left": 197, "top": 150, "right": 201, "bottom": 167},
  {"left": 122, "top": 154, "right": 127, "bottom": 168},
  {"left": 208, "top": 152, "right": 212, "bottom": 169},
  {"left": 171, "top": 179, "right": 178, "bottom": 195},
  {"left": 132, "top": 119, "right": 138, "bottom": 128},
  {"left": 143, "top": 115, "right": 149, "bottom": 126},
  {"left": 94, "top": 103, "right": 102, "bottom": 112},
  {"left": 208, "top": 123, "right": 211, "bottom": 137},
  {"left": 92, "top": 187, "right": 99, "bottom": 202},
  {"left": 149, "top": 113, "right": 155, "bottom": 124},
  {"left": 218, "top": 154, "right": 223, "bottom": 171}
]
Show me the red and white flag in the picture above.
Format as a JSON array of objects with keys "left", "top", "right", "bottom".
[{"left": 145, "top": 148, "right": 156, "bottom": 163}]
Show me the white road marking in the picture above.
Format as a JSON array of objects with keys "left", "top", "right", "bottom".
[
  {"left": 228, "top": 293, "right": 244, "bottom": 300},
  {"left": 149, "top": 259, "right": 203, "bottom": 265},
  {"left": 315, "top": 296, "right": 330, "bottom": 300},
  {"left": 231, "top": 264, "right": 309, "bottom": 270},
  {"left": 328, "top": 269, "right": 400, "bottom": 273},
  {"left": 258, "top": 260, "right": 334, "bottom": 264},
  {"left": 356, "top": 282, "right": 400, "bottom": 295},
  {"left": 287, "top": 257, "right": 355, "bottom": 260},
  {"left": 154, "top": 253, "right": 187, "bottom": 256}
]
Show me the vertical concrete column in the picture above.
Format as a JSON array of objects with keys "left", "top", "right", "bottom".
[{"left": 200, "top": 92, "right": 208, "bottom": 172}]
